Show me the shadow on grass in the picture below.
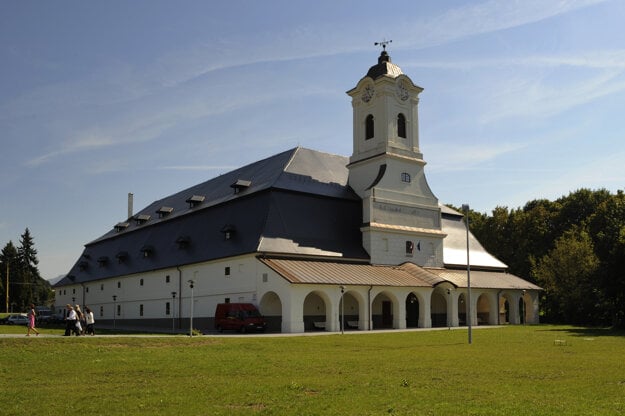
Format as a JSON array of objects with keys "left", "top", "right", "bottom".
[{"left": 538, "top": 325, "right": 625, "bottom": 338}]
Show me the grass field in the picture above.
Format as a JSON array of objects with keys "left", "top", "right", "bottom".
[{"left": 1, "top": 325, "right": 623, "bottom": 415}]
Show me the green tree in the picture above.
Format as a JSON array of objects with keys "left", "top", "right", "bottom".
[
  {"left": 532, "top": 227, "right": 600, "bottom": 325},
  {"left": 587, "top": 191, "right": 625, "bottom": 327},
  {"left": 0, "top": 241, "right": 19, "bottom": 313},
  {"left": 6, "top": 228, "right": 53, "bottom": 310}
]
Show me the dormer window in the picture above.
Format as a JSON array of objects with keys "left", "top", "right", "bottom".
[
  {"left": 221, "top": 224, "right": 236, "bottom": 240},
  {"left": 365, "top": 114, "right": 374, "bottom": 140},
  {"left": 176, "top": 236, "right": 190, "bottom": 249},
  {"left": 134, "top": 214, "right": 150, "bottom": 225},
  {"left": 157, "top": 206, "right": 174, "bottom": 218},
  {"left": 114, "top": 222, "right": 129, "bottom": 232},
  {"left": 97, "top": 256, "right": 109, "bottom": 267},
  {"left": 186, "top": 195, "right": 205, "bottom": 208},
  {"left": 231, "top": 179, "right": 251, "bottom": 194},
  {"left": 397, "top": 113, "right": 406, "bottom": 138},
  {"left": 140, "top": 245, "right": 154, "bottom": 258},
  {"left": 78, "top": 261, "right": 88, "bottom": 271},
  {"left": 116, "top": 251, "right": 128, "bottom": 264}
]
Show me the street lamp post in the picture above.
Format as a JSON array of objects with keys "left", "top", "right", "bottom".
[
  {"left": 187, "top": 280, "right": 194, "bottom": 337},
  {"left": 171, "top": 292, "right": 177, "bottom": 333},
  {"left": 521, "top": 290, "right": 526, "bottom": 325},
  {"left": 340, "top": 285, "right": 345, "bottom": 335},
  {"left": 462, "top": 204, "right": 472, "bottom": 345},
  {"left": 112, "top": 295, "right": 117, "bottom": 329}
]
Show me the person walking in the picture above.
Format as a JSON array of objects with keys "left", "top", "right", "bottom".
[
  {"left": 26, "top": 304, "right": 39, "bottom": 336},
  {"left": 85, "top": 306, "right": 95, "bottom": 336},
  {"left": 74, "top": 304, "right": 84, "bottom": 335},
  {"left": 64, "top": 304, "right": 78, "bottom": 336}
]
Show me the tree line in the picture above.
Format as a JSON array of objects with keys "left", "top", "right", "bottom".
[
  {"left": 0, "top": 228, "right": 53, "bottom": 313},
  {"left": 461, "top": 188, "right": 625, "bottom": 328}
]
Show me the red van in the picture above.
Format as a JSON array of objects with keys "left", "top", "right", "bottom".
[{"left": 214, "top": 303, "right": 267, "bottom": 333}]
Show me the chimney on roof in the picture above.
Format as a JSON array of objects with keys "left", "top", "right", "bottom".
[{"left": 128, "top": 193, "right": 134, "bottom": 219}]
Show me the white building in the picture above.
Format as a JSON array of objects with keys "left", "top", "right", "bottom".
[{"left": 54, "top": 49, "right": 541, "bottom": 333}]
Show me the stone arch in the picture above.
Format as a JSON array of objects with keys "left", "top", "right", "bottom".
[
  {"left": 499, "top": 293, "right": 512, "bottom": 324},
  {"left": 523, "top": 291, "right": 537, "bottom": 324},
  {"left": 458, "top": 293, "right": 467, "bottom": 326},
  {"left": 259, "top": 291, "right": 282, "bottom": 333},
  {"left": 340, "top": 290, "right": 363, "bottom": 330},
  {"left": 372, "top": 291, "right": 398, "bottom": 329},
  {"left": 303, "top": 290, "right": 331, "bottom": 331},
  {"left": 519, "top": 294, "right": 526, "bottom": 324},
  {"left": 476, "top": 293, "right": 492, "bottom": 325},
  {"left": 405, "top": 292, "right": 420, "bottom": 328},
  {"left": 430, "top": 290, "right": 447, "bottom": 327}
]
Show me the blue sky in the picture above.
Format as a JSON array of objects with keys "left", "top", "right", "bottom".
[{"left": 2, "top": 0, "right": 624, "bottom": 280}]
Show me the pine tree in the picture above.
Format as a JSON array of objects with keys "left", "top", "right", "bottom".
[{"left": 0, "top": 241, "right": 19, "bottom": 313}]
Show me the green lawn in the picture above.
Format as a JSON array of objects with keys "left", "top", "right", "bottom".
[{"left": 0, "top": 325, "right": 623, "bottom": 415}]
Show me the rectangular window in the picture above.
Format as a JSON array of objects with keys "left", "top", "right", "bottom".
[
  {"left": 225, "top": 266, "right": 231, "bottom": 276},
  {"left": 99, "top": 306, "right": 104, "bottom": 317},
  {"left": 262, "top": 273, "right": 268, "bottom": 283},
  {"left": 401, "top": 172, "right": 411, "bottom": 183},
  {"left": 100, "top": 284, "right": 104, "bottom": 291},
  {"left": 139, "top": 304, "right": 144, "bottom": 317},
  {"left": 117, "top": 281, "right": 121, "bottom": 289},
  {"left": 406, "top": 241, "right": 414, "bottom": 255},
  {"left": 166, "top": 302, "right": 171, "bottom": 315},
  {"left": 117, "top": 304, "right": 121, "bottom": 316},
  {"left": 72, "top": 288, "right": 75, "bottom": 294},
  {"left": 140, "top": 278, "right": 144, "bottom": 286},
  {"left": 86, "top": 286, "right": 89, "bottom": 293},
  {"left": 166, "top": 275, "right": 170, "bottom": 283}
]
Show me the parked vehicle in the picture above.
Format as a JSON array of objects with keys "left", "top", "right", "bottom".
[
  {"left": 214, "top": 303, "right": 267, "bottom": 333},
  {"left": 6, "top": 314, "right": 29, "bottom": 325},
  {"left": 35, "top": 307, "right": 54, "bottom": 325}
]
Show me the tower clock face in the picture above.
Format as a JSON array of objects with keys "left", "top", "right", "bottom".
[
  {"left": 396, "top": 80, "right": 409, "bottom": 101},
  {"left": 361, "top": 85, "right": 375, "bottom": 103}
]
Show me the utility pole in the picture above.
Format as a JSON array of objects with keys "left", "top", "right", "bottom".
[{"left": 5, "top": 262, "right": 8, "bottom": 313}]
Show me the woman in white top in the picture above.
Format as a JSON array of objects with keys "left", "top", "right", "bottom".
[{"left": 85, "top": 306, "right": 95, "bottom": 336}]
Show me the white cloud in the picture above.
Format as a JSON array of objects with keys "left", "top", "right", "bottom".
[
  {"left": 427, "top": 141, "right": 527, "bottom": 173},
  {"left": 481, "top": 69, "right": 625, "bottom": 123}
]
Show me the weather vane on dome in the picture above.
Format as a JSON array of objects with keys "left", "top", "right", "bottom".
[{"left": 374, "top": 39, "right": 392, "bottom": 51}]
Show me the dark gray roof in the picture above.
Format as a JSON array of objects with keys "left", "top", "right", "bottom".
[
  {"left": 56, "top": 147, "right": 513, "bottom": 288},
  {"left": 366, "top": 51, "right": 404, "bottom": 80},
  {"left": 56, "top": 147, "right": 366, "bottom": 287},
  {"left": 90, "top": 147, "right": 356, "bottom": 245}
]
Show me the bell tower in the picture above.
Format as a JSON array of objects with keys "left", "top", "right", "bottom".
[{"left": 346, "top": 44, "right": 445, "bottom": 267}]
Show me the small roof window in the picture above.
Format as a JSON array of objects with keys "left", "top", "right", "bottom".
[
  {"left": 140, "top": 245, "right": 154, "bottom": 258},
  {"left": 231, "top": 179, "right": 251, "bottom": 194},
  {"left": 114, "top": 222, "right": 129, "bottom": 232},
  {"left": 134, "top": 214, "right": 151, "bottom": 225},
  {"left": 157, "top": 206, "right": 174, "bottom": 218},
  {"left": 186, "top": 195, "right": 205, "bottom": 208},
  {"left": 221, "top": 224, "right": 236, "bottom": 240},
  {"left": 97, "top": 256, "right": 109, "bottom": 267},
  {"left": 116, "top": 251, "right": 129, "bottom": 263},
  {"left": 176, "top": 236, "right": 191, "bottom": 249}
]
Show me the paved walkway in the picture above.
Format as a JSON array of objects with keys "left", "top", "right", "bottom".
[{"left": 0, "top": 325, "right": 502, "bottom": 338}]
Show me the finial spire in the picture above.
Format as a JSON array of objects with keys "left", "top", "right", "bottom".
[{"left": 374, "top": 39, "right": 392, "bottom": 51}]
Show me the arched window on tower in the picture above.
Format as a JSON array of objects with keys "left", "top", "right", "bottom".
[
  {"left": 397, "top": 113, "right": 406, "bottom": 138},
  {"left": 365, "top": 114, "right": 374, "bottom": 140}
]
